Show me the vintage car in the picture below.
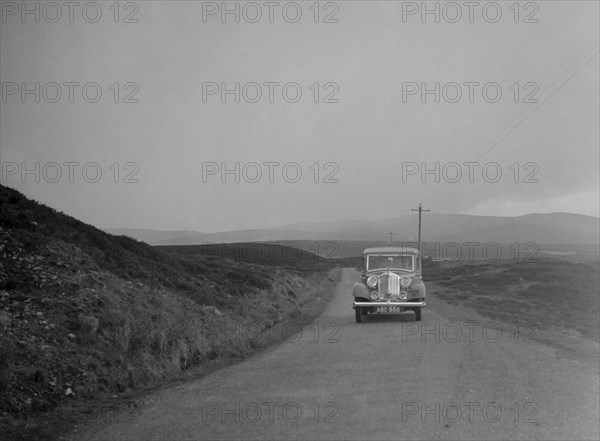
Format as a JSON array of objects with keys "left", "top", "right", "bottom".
[{"left": 352, "top": 246, "right": 426, "bottom": 323}]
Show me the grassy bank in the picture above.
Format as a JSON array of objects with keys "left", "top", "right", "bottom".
[
  {"left": 426, "top": 259, "right": 600, "bottom": 343},
  {"left": 0, "top": 185, "right": 341, "bottom": 440}
]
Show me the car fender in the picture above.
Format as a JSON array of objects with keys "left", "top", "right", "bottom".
[
  {"left": 352, "top": 282, "right": 370, "bottom": 298},
  {"left": 410, "top": 280, "right": 426, "bottom": 298}
]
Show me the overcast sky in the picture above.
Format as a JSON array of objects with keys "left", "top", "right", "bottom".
[{"left": 1, "top": 0, "right": 598, "bottom": 232}]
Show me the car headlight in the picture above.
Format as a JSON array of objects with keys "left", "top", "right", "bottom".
[
  {"left": 366, "top": 275, "right": 378, "bottom": 288},
  {"left": 370, "top": 291, "right": 379, "bottom": 300},
  {"left": 400, "top": 277, "right": 411, "bottom": 288},
  {"left": 400, "top": 291, "right": 408, "bottom": 301}
]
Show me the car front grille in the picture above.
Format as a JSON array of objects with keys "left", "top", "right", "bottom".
[{"left": 379, "top": 273, "right": 400, "bottom": 295}]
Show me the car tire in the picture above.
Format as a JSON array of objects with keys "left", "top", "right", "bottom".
[
  {"left": 414, "top": 307, "right": 422, "bottom": 322},
  {"left": 355, "top": 307, "right": 364, "bottom": 323}
]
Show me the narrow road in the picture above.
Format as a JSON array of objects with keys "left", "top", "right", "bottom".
[{"left": 69, "top": 268, "right": 599, "bottom": 440}]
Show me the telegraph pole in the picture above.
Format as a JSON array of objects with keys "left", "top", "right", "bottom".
[
  {"left": 411, "top": 203, "right": 430, "bottom": 267},
  {"left": 387, "top": 231, "right": 395, "bottom": 245}
]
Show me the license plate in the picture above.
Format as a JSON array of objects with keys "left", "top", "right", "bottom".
[{"left": 376, "top": 306, "right": 402, "bottom": 313}]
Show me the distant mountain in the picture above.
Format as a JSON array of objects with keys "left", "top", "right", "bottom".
[
  {"left": 105, "top": 228, "right": 204, "bottom": 244},
  {"left": 432, "top": 213, "right": 600, "bottom": 244},
  {"left": 107, "top": 212, "right": 600, "bottom": 246}
]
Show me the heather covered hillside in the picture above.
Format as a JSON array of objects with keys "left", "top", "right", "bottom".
[
  {"left": 0, "top": 185, "right": 339, "bottom": 440},
  {"left": 427, "top": 260, "right": 600, "bottom": 343}
]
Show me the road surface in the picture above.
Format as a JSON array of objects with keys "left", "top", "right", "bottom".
[{"left": 67, "top": 268, "right": 600, "bottom": 440}]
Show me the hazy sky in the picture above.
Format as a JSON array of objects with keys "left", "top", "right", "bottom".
[{"left": 1, "top": 0, "right": 598, "bottom": 232}]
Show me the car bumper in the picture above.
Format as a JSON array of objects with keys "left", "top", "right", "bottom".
[{"left": 353, "top": 301, "right": 426, "bottom": 308}]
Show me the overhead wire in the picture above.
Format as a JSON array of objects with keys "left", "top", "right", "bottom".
[{"left": 421, "top": 40, "right": 600, "bottom": 206}]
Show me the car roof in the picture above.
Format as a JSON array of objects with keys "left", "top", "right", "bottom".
[{"left": 363, "top": 246, "right": 419, "bottom": 255}]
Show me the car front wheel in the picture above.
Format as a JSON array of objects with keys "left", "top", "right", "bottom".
[
  {"left": 414, "top": 307, "right": 422, "bottom": 321},
  {"left": 355, "top": 307, "right": 364, "bottom": 323}
]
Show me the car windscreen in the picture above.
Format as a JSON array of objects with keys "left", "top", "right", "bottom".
[{"left": 367, "top": 255, "right": 414, "bottom": 271}]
